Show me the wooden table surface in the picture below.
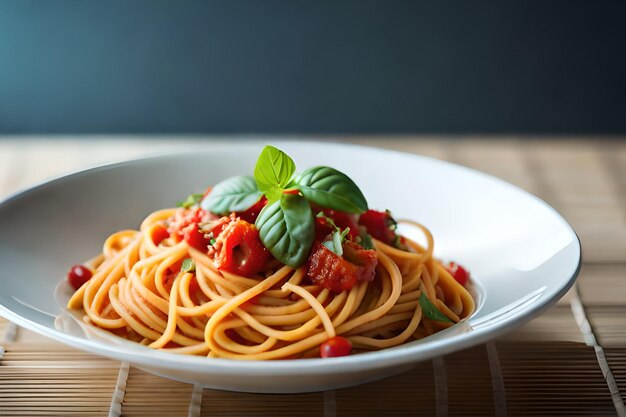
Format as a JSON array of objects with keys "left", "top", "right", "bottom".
[{"left": 0, "top": 137, "right": 625, "bottom": 417}]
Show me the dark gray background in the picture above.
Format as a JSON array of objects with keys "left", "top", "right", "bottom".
[{"left": 1, "top": 1, "right": 625, "bottom": 134}]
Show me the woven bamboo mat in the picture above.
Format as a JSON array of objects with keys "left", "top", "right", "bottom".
[{"left": 0, "top": 137, "right": 625, "bottom": 416}]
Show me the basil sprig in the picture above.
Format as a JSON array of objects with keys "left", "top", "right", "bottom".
[
  {"left": 200, "top": 145, "right": 368, "bottom": 267},
  {"left": 419, "top": 293, "right": 452, "bottom": 323}
]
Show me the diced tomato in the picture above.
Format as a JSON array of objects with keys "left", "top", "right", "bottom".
[
  {"left": 214, "top": 220, "right": 271, "bottom": 277},
  {"left": 320, "top": 336, "right": 352, "bottom": 358},
  {"left": 306, "top": 241, "right": 377, "bottom": 293},
  {"left": 358, "top": 209, "right": 396, "bottom": 245},
  {"left": 168, "top": 208, "right": 215, "bottom": 242},
  {"left": 168, "top": 259, "right": 184, "bottom": 275},
  {"left": 188, "top": 276, "right": 200, "bottom": 295},
  {"left": 151, "top": 225, "right": 170, "bottom": 245},
  {"left": 67, "top": 265, "right": 93, "bottom": 291},
  {"left": 314, "top": 209, "right": 360, "bottom": 242},
  {"left": 446, "top": 262, "right": 470, "bottom": 286},
  {"left": 184, "top": 225, "right": 212, "bottom": 252},
  {"left": 236, "top": 197, "right": 267, "bottom": 223}
]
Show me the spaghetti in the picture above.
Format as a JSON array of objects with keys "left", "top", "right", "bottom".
[{"left": 66, "top": 146, "right": 475, "bottom": 359}]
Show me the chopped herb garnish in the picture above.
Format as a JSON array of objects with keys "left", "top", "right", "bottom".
[
  {"left": 323, "top": 228, "right": 350, "bottom": 256},
  {"left": 386, "top": 209, "right": 398, "bottom": 231},
  {"left": 181, "top": 258, "right": 195, "bottom": 272},
  {"left": 419, "top": 293, "right": 452, "bottom": 323},
  {"left": 357, "top": 226, "right": 374, "bottom": 250},
  {"left": 177, "top": 193, "right": 204, "bottom": 209}
]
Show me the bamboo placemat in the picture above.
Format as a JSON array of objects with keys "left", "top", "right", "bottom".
[{"left": 0, "top": 137, "right": 625, "bottom": 416}]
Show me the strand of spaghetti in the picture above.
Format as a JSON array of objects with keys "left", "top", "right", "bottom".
[
  {"left": 212, "top": 319, "right": 278, "bottom": 354},
  {"left": 139, "top": 208, "right": 176, "bottom": 232},
  {"left": 389, "top": 300, "right": 419, "bottom": 314},
  {"left": 128, "top": 266, "right": 169, "bottom": 313},
  {"left": 68, "top": 231, "right": 138, "bottom": 309},
  {"left": 346, "top": 312, "right": 414, "bottom": 336},
  {"left": 421, "top": 264, "right": 438, "bottom": 301},
  {"left": 204, "top": 266, "right": 293, "bottom": 349},
  {"left": 401, "top": 264, "right": 424, "bottom": 293},
  {"left": 398, "top": 220, "right": 435, "bottom": 260},
  {"left": 235, "top": 326, "right": 267, "bottom": 345},
  {"left": 350, "top": 299, "right": 423, "bottom": 349},
  {"left": 191, "top": 251, "right": 249, "bottom": 293},
  {"left": 125, "top": 278, "right": 167, "bottom": 332},
  {"left": 251, "top": 294, "right": 334, "bottom": 326},
  {"left": 373, "top": 263, "right": 393, "bottom": 309},
  {"left": 209, "top": 330, "right": 330, "bottom": 360},
  {"left": 109, "top": 281, "right": 202, "bottom": 346},
  {"left": 82, "top": 258, "right": 129, "bottom": 328},
  {"left": 335, "top": 249, "right": 402, "bottom": 334},
  {"left": 225, "top": 291, "right": 345, "bottom": 342},
  {"left": 103, "top": 230, "right": 138, "bottom": 257},
  {"left": 153, "top": 246, "right": 189, "bottom": 300},
  {"left": 162, "top": 343, "right": 210, "bottom": 355},
  {"left": 282, "top": 283, "right": 335, "bottom": 339},
  {"left": 177, "top": 273, "right": 208, "bottom": 329},
  {"left": 331, "top": 282, "right": 366, "bottom": 327},
  {"left": 435, "top": 299, "right": 461, "bottom": 323},
  {"left": 150, "top": 272, "right": 185, "bottom": 348},
  {"left": 436, "top": 263, "right": 475, "bottom": 317}
]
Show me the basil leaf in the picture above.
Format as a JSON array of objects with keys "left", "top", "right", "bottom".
[
  {"left": 201, "top": 176, "right": 262, "bottom": 215},
  {"left": 177, "top": 193, "right": 204, "bottom": 208},
  {"left": 255, "top": 193, "right": 314, "bottom": 267},
  {"left": 293, "top": 166, "right": 368, "bottom": 213},
  {"left": 181, "top": 258, "right": 195, "bottom": 272},
  {"left": 419, "top": 293, "right": 452, "bottom": 323},
  {"left": 254, "top": 145, "right": 296, "bottom": 196}
]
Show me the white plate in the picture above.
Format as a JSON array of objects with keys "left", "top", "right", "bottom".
[{"left": 0, "top": 141, "right": 580, "bottom": 393}]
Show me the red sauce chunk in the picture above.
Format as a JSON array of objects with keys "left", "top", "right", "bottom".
[
  {"left": 358, "top": 210, "right": 396, "bottom": 245},
  {"left": 67, "top": 265, "right": 93, "bottom": 291},
  {"left": 320, "top": 336, "right": 352, "bottom": 358},
  {"left": 151, "top": 225, "right": 170, "bottom": 245},
  {"left": 168, "top": 208, "right": 215, "bottom": 242},
  {"left": 314, "top": 209, "right": 360, "bottom": 241},
  {"left": 306, "top": 241, "right": 377, "bottom": 293},
  {"left": 214, "top": 220, "right": 271, "bottom": 277},
  {"left": 446, "top": 262, "right": 470, "bottom": 286},
  {"left": 184, "top": 226, "right": 212, "bottom": 252}
]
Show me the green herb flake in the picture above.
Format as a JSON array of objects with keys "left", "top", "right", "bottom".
[
  {"left": 177, "top": 193, "right": 204, "bottom": 209},
  {"left": 181, "top": 258, "right": 195, "bottom": 273},
  {"left": 419, "top": 292, "right": 452, "bottom": 323},
  {"left": 357, "top": 226, "right": 374, "bottom": 250}
]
